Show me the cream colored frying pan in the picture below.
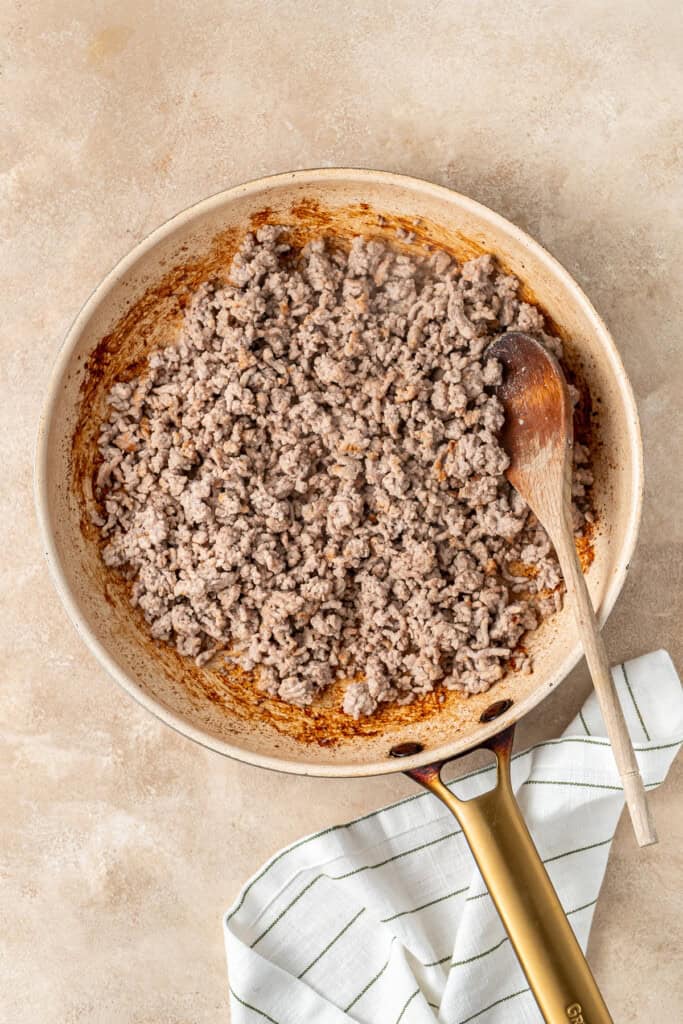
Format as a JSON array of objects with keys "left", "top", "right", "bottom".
[{"left": 35, "top": 169, "right": 643, "bottom": 1023}]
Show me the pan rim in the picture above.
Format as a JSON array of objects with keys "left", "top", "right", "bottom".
[{"left": 34, "top": 166, "right": 644, "bottom": 777}]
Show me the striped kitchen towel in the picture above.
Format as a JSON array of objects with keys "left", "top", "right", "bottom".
[{"left": 224, "top": 649, "right": 681, "bottom": 1023}]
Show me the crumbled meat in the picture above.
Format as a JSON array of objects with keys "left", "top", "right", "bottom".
[{"left": 93, "top": 227, "right": 592, "bottom": 717}]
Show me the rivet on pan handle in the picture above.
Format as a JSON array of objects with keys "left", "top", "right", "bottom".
[{"left": 404, "top": 725, "right": 614, "bottom": 1024}]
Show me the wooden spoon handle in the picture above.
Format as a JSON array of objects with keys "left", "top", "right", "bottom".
[{"left": 552, "top": 521, "right": 657, "bottom": 846}]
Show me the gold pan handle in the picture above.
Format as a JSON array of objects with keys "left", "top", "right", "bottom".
[{"left": 406, "top": 727, "right": 613, "bottom": 1024}]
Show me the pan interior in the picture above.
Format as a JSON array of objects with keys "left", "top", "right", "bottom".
[{"left": 39, "top": 170, "right": 641, "bottom": 776}]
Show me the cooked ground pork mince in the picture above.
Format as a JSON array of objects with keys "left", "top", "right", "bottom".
[{"left": 93, "top": 227, "right": 593, "bottom": 718}]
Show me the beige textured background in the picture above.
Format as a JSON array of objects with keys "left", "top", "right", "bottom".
[{"left": 2, "top": 1, "right": 682, "bottom": 1021}]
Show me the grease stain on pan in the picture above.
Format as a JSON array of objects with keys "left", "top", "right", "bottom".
[{"left": 69, "top": 196, "right": 597, "bottom": 748}]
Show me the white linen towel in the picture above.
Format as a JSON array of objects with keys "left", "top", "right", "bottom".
[{"left": 224, "top": 650, "right": 681, "bottom": 1023}]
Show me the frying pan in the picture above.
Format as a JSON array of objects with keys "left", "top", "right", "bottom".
[{"left": 35, "top": 169, "right": 643, "bottom": 1023}]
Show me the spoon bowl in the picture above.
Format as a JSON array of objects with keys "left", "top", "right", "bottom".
[{"left": 489, "top": 331, "right": 573, "bottom": 529}]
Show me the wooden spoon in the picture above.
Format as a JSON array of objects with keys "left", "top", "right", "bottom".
[{"left": 489, "top": 330, "right": 657, "bottom": 847}]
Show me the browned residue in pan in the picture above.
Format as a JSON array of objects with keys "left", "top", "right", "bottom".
[
  {"left": 70, "top": 196, "right": 597, "bottom": 746},
  {"left": 200, "top": 666, "right": 467, "bottom": 745}
]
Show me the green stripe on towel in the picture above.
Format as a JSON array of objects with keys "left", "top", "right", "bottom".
[
  {"left": 621, "top": 662, "right": 651, "bottom": 741},
  {"left": 456, "top": 987, "right": 530, "bottom": 1024},
  {"left": 344, "top": 940, "right": 396, "bottom": 1012},
  {"left": 395, "top": 988, "right": 420, "bottom": 1022},
  {"left": 297, "top": 908, "right": 365, "bottom": 979},
  {"left": 230, "top": 988, "right": 280, "bottom": 1024}
]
